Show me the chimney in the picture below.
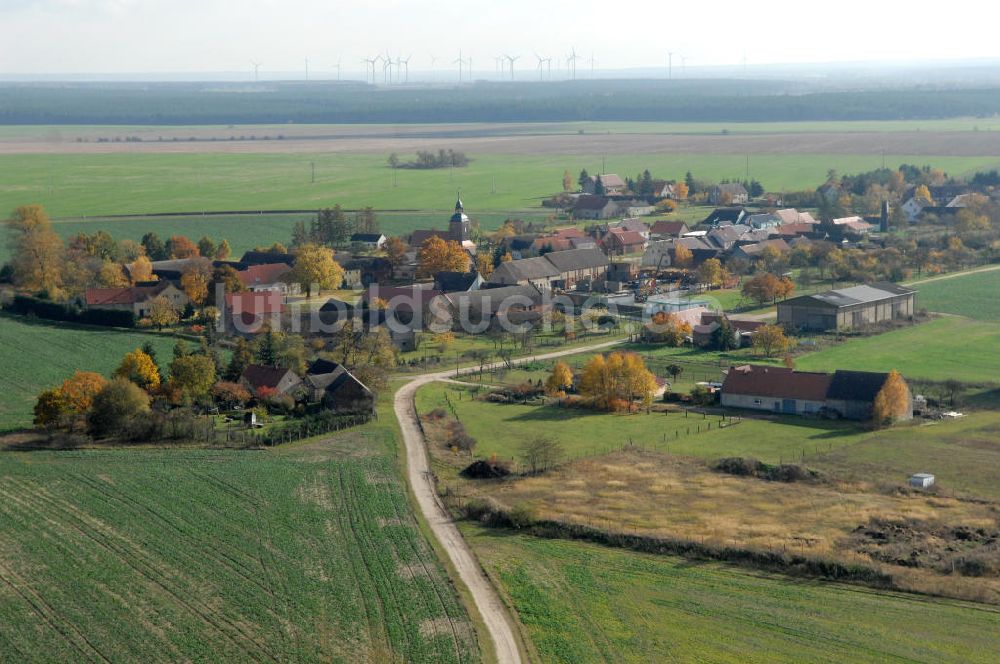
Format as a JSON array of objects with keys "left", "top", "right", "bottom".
[{"left": 880, "top": 200, "right": 890, "bottom": 233}]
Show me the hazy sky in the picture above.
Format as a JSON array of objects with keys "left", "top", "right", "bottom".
[{"left": 2, "top": 0, "right": 998, "bottom": 76}]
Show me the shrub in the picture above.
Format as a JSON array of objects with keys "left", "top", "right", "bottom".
[
  {"left": 87, "top": 378, "right": 151, "bottom": 439},
  {"left": 460, "top": 458, "right": 512, "bottom": 479}
]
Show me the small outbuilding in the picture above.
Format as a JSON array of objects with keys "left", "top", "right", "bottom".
[{"left": 908, "top": 473, "right": 935, "bottom": 489}]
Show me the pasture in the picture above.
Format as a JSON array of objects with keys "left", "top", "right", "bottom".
[
  {"left": 465, "top": 528, "right": 1000, "bottom": 664},
  {"left": 909, "top": 267, "right": 1000, "bottom": 321},
  {"left": 793, "top": 317, "right": 1000, "bottom": 384},
  {"left": 0, "top": 316, "right": 184, "bottom": 432},
  {"left": 0, "top": 430, "right": 478, "bottom": 662}
]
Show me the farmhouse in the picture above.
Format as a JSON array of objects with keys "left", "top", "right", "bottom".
[
  {"left": 721, "top": 364, "right": 912, "bottom": 421},
  {"left": 85, "top": 282, "right": 190, "bottom": 319},
  {"left": 709, "top": 183, "right": 749, "bottom": 205},
  {"left": 650, "top": 220, "right": 689, "bottom": 238},
  {"left": 730, "top": 238, "right": 791, "bottom": 263},
  {"left": 573, "top": 195, "right": 620, "bottom": 220},
  {"left": 239, "top": 364, "right": 304, "bottom": 398},
  {"left": 777, "top": 282, "right": 916, "bottom": 331},
  {"left": 581, "top": 173, "right": 626, "bottom": 195},
  {"left": 445, "top": 284, "right": 545, "bottom": 327},
  {"left": 349, "top": 233, "right": 387, "bottom": 249},
  {"left": 702, "top": 207, "right": 747, "bottom": 227},
  {"left": 237, "top": 263, "right": 298, "bottom": 294},
  {"left": 488, "top": 248, "right": 609, "bottom": 290},
  {"left": 223, "top": 291, "right": 285, "bottom": 333},
  {"left": 600, "top": 229, "right": 647, "bottom": 256},
  {"left": 832, "top": 216, "right": 873, "bottom": 235},
  {"left": 304, "top": 359, "right": 375, "bottom": 415},
  {"left": 543, "top": 248, "right": 610, "bottom": 288}
]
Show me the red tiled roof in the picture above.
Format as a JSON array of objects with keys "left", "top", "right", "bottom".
[
  {"left": 238, "top": 263, "right": 291, "bottom": 288},
  {"left": 722, "top": 365, "right": 831, "bottom": 402},
  {"left": 552, "top": 227, "right": 586, "bottom": 239},
  {"left": 85, "top": 283, "right": 169, "bottom": 306},
  {"left": 531, "top": 237, "right": 574, "bottom": 253},
  {"left": 602, "top": 229, "right": 646, "bottom": 248},
  {"left": 651, "top": 220, "right": 688, "bottom": 235},
  {"left": 225, "top": 291, "right": 284, "bottom": 315},
  {"left": 776, "top": 223, "right": 815, "bottom": 237}
]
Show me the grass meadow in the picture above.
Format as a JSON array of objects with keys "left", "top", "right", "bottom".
[
  {"left": 465, "top": 528, "right": 1000, "bottom": 664},
  {"left": 4, "top": 151, "right": 1000, "bottom": 220},
  {"left": 0, "top": 424, "right": 479, "bottom": 663},
  {"left": 792, "top": 316, "right": 1000, "bottom": 384},
  {"left": 909, "top": 268, "right": 1000, "bottom": 321}
]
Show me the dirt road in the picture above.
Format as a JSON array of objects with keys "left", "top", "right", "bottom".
[{"left": 393, "top": 338, "right": 626, "bottom": 664}]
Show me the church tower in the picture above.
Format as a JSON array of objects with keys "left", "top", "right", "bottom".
[{"left": 449, "top": 195, "right": 470, "bottom": 242}]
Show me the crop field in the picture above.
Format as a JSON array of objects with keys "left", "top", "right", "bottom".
[
  {"left": 3, "top": 151, "right": 998, "bottom": 220},
  {"left": 464, "top": 528, "right": 1000, "bottom": 663},
  {"left": 793, "top": 317, "right": 1000, "bottom": 384},
  {"left": 0, "top": 430, "right": 478, "bottom": 662},
  {"left": 0, "top": 315, "right": 187, "bottom": 432},
  {"left": 908, "top": 268, "right": 1000, "bottom": 321}
]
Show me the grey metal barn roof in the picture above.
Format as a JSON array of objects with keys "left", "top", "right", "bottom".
[
  {"left": 544, "top": 248, "right": 609, "bottom": 272},
  {"left": 782, "top": 282, "right": 915, "bottom": 309}
]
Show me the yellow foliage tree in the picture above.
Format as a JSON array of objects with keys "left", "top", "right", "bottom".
[
  {"left": 96, "top": 262, "right": 130, "bottom": 288},
  {"left": 578, "top": 352, "right": 658, "bottom": 411},
  {"left": 60, "top": 371, "right": 108, "bottom": 414},
  {"left": 147, "top": 295, "right": 181, "bottom": 330},
  {"left": 129, "top": 255, "right": 156, "bottom": 284},
  {"left": 913, "top": 184, "right": 934, "bottom": 204},
  {"left": 290, "top": 243, "right": 345, "bottom": 297},
  {"left": 115, "top": 348, "right": 161, "bottom": 391},
  {"left": 873, "top": 370, "right": 911, "bottom": 426},
  {"left": 5, "top": 204, "right": 64, "bottom": 295},
  {"left": 751, "top": 324, "right": 791, "bottom": 358},
  {"left": 673, "top": 182, "right": 689, "bottom": 199},
  {"left": 475, "top": 252, "right": 495, "bottom": 277},
  {"left": 180, "top": 259, "right": 213, "bottom": 307},
  {"left": 545, "top": 361, "right": 574, "bottom": 395},
  {"left": 673, "top": 243, "right": 693, "bottom": 268},
  {"left": 383, "top": 236, "right": 408, "bottom": 267},
  {"left": 562, "top": 170, "right": 574, "bottom": 192},
  {"left": 434, "top": 331, "right": 455, "bottom": 351},
  {"left": 696, "top": 258, "right": 727, "bottom": 287},
  {"left": 417, "top": 236, "right": 468, "bottom": 278}
]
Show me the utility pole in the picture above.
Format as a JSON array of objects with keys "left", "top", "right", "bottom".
[{"left": 311, "top": 161, "right": 315, "bottom": 183}]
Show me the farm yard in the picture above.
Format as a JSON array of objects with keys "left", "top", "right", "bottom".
[
  {"left": 0, "top": 316, "right": 183, "bottom": 432},
  {"left": 0, "top": 429, "right": 479, "bottom": 663},
  {"left": 466, "top": 528, "right": 1000, "bottom": 664}
]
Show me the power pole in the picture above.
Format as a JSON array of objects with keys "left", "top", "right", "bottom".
[{"left": 311, "top": 161, "right": 315, "bottom": 183}]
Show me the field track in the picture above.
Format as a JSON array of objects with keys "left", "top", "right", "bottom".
[{"left": 394, "top": 337, "right": 627, "bottom": 664}]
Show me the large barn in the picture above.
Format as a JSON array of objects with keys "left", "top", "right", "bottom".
[{"left": 777, "top": 283, "right": 915, "bottom": 332}]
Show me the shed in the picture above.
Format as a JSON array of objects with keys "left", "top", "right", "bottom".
[{"left": 908, "top": 473, "right": 935, "bottom": 489}]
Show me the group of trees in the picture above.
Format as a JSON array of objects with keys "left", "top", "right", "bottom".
[
  {"left": 577, "top": 352, "right": 659, "bottom": 412},
  {"left": 644, "top": 312, "right": 692, "bottom": 346},
  {"left": 388, "top": 150, "right": 469, "bottom": 169},
  {"left": 742, "top": 273, "right": 795, "bottom": 307},
  {"left": 291, "top": 205, "right": 379, "bottom": 249},
  {"left": 4, "top": 204, "right": 234, "bottom": 306},
  {"left": 416, "top": 236, "right": 469, "bottom": 278}
]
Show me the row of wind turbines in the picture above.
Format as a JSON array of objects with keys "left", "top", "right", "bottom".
[{"left": 249, "top": 49, "right": 694, "bottom": 84}]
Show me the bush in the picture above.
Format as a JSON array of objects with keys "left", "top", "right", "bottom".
[
  {"left": 263, "top": 392, "right": 295, "bottom": 415},
  {"left": 712, "top": 457, "right": 820, "bottom": 483},
  {"left": 6, "top": 295, "right": 135, "bottom": 327},
  {"left": 447, "top": 421, "right": 477, "bottom": 452},
  {"left": 87, "top": 378, "right": 151, "bottom": 439},
  {"left": 460, "top": 458, "right": 512, "bottom": 479}
]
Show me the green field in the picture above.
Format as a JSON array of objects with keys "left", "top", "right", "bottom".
[
  {"left": 909, "top": 268, "right": 1000, "bottom": 321},
  {"left": 4, "top": 151, "right": 999, "bottom": 219},
  {"left": 794, "top": 317, "right": 1000, "bottom": 384},
  {"left": 0, "top": 428, "right": 478, "bottom": 662},
  {"left": 465, "top": 528, "right": 1000, "bottom": 663},
  {"left": 0, "top": 316, "right": 183, "bottom": 432}
]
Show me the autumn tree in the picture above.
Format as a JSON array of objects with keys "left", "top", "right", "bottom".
[
  {"left": 673, "top": 181, "right": 689, "bottom": 199},
  {"left": 417, "top": 236, "right": 468, "bottom": 278},
  {"left": 290, "top": 243, "right": 345, "bottom": 297},
  {"left": 95, "top": 262, "right": 129, "bottom": 288},
  {"left": 672, "top": 242, "right": 693, "bottom": 269},
  {"left": 752, "top": 324, "right": 791, "bottom": 358},
  {"left": 215, "top": 239, "right": 232, "bottom": 260},
  {"left": 434, "top": 331, "right": 455, "bottom": 351},
  {"left": 913, "top": 184, "right": 933, "bottom": 204},
  {"left": 169, "top": 354, "right": 217, "bottom": 402},
  {"left": 545, "top": 361, "right": 574, "bottom": 396},
  {"left": 225, "top": 337, "right": 254, "bottom": 380},
  {"left": 141, "top": 232, "right": 168, "bottom": 261},
  {"left": 129, "top": 255, "right": 155, "bottom": 283},
  {"left": 180, "top": 258, "right": 213, "bottom": 308},
  {"left": 88, "top": 378, "right": 151, "bottom": 439},
  {"left": 34, "top": 388, "right": 71, "bottom": 430},
  {"left": 147, "top": 295, "right": 181, "bottom": 330},
  {"left": 578, "top": 352, "right": 658, "bottom": 411},
  {"left": 645, "top": 311, "right": 692, "bottom": 346},
  {"left": 873, "top": 370, "right": 911, "bottom": 426},
  {"left": 520, "top": 437, "right": 564, "bottom": 474},
  {"left": 166, "top": 235, "right": 199, "bottom": 259},
  {"left": 383, "top": 236, "right": 408, "bottom": 267},
  {"left": 212, "top": 382, "right": 252, "bottom": 409},
  {"left": 34, "top": 370, "right": 108, "bottom": 430},
  {"left": 742, "top": 273, "right": 794, "bottom": 306},
  {"left": 696, "top": 258, "right": 728, "bottom": 288},
  {"left": 115, "top": 348, "right": 161, "bottom": 391},
  {"left": 5, "top": 204, "right": 64, "bottom": 295},
  {"left": 562, "top": 170, "right": 574, "bottom": 192},
  {"left": 475, "top": 252, "right": 495, "bottom": 277}
]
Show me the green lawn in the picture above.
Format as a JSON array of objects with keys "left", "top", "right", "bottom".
[
  {"left": 0, "top": 424, "right": 478, "bottom": 662},
  {"left": 793, "top": 317, "right": 1000, "bottom": 384},
  {"left": 465, "top": 528, "right": 1000, "bottom": 664},
  {"left": 910, "top": 268, "right": 1000, "bottom": 321},
  {"left": 0, "top": 315, "right": 189, "bottom": 432},
  {"left": 4, "top": 151, "right": 999, "bottom": 219}
]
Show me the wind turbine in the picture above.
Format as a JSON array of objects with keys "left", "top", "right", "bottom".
[
  {"left": 504, "top": 54, "right": 520, "bottom": 80},
  {"left": 250, "top": 61, "right": 261, "bottom": 82},
  {"left": 382, "top": 51, "right": 394, "bottom": 85},
  {"left": 399, "top": 55, "right": 411, "bottom": 83},
  {"left": 667, "top": 51, "right": 674, "bottom": 79},
  {"left": 331, "top": 58, "right": 341, "bottom": 81},
  {"left": 566, "top": 47, "right": 580, "bottom": 80},
  {"left": 453, "top": 49, "right": 465, "bottom": 82},
  {"left": 589, "top": 53, "right": 597, "bottom": 78},
  {"left": 494, "top": 55, "right": 504, "bottom": 78},
  {"left": 680, "top": 55, "right": 690, "bottom": 78},
  {"left": 304, "top": 57, "right": 310, "bottom": 81},
  {"left": 535, "top": 53, "right": 549, "bottom": 81}
]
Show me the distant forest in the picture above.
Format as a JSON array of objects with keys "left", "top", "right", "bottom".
[{"left": 2, "top": 79, "right": 1000, "bottom": 125}]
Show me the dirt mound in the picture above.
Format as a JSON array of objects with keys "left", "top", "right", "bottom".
[{"left": 460, "top": 459, "right": 511, "bottom": 480}]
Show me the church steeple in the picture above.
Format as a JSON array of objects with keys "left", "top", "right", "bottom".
[{"left": 449, "top": 193, "right": 470, "bottom": 242}]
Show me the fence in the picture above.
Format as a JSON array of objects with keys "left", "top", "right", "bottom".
[{"left": 216, "top": 412, "right": 373, "bottom": 447}]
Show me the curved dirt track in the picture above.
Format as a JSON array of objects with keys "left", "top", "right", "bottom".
[{"left": 394, "top": 338, "right": 626, "bottom": 664}]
